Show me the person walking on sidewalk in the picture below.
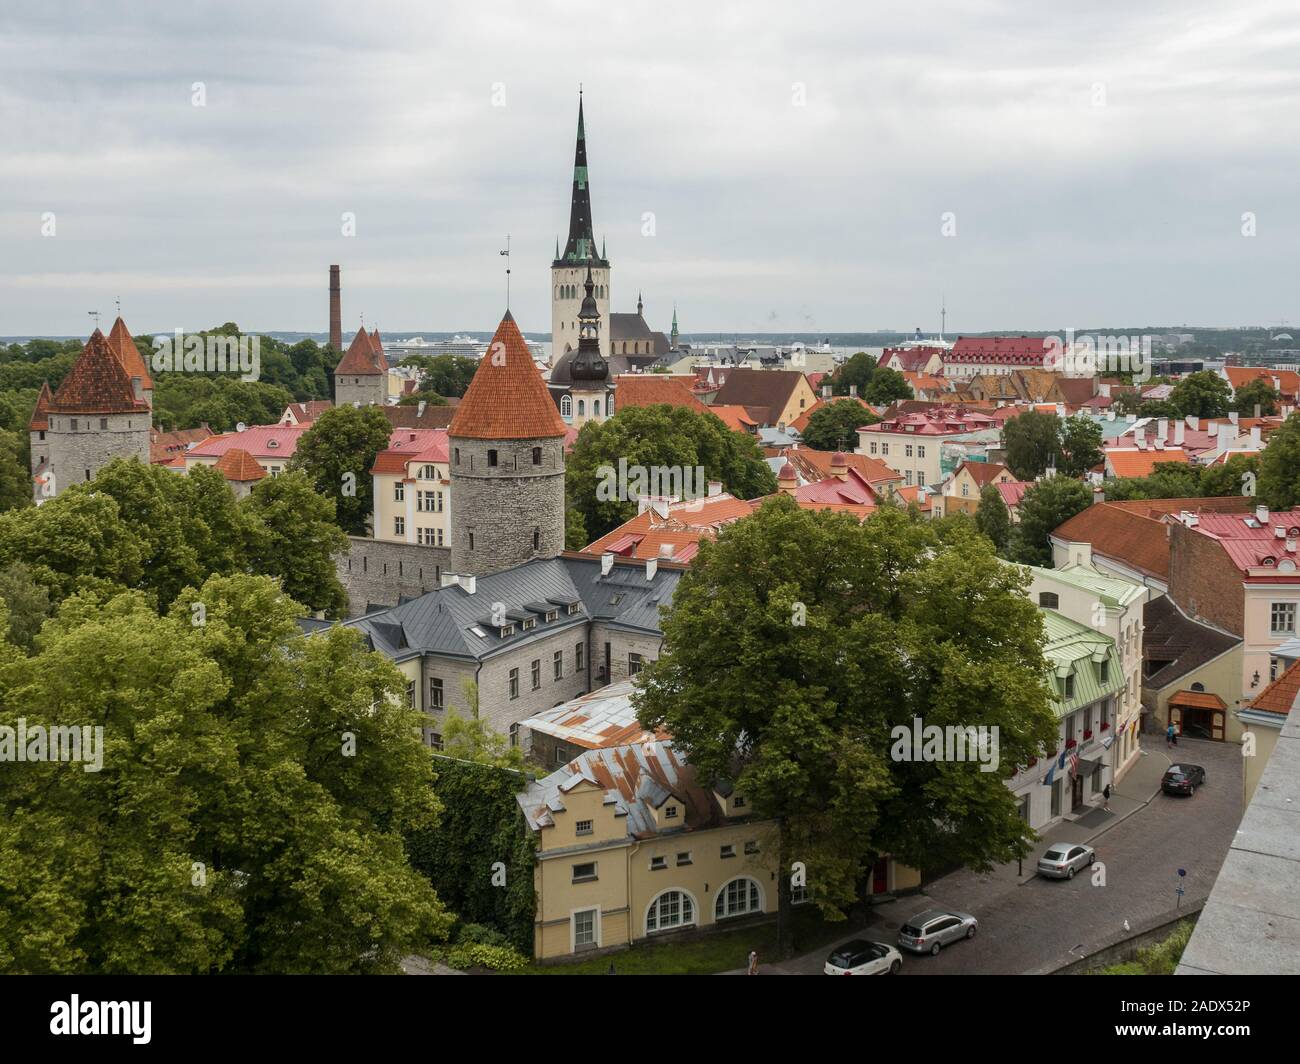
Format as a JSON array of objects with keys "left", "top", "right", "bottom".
[
  {"left": 1102, "top": 783, "right": 1112, "bottom": 811},
  {"left": 1166, "top": 722, "right": 1176, "bottom": 748},
  {"left": 747, "top": 950, "right": 759, "bottom": 976}
]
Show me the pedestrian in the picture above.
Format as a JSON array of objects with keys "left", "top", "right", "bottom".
[
  {"left": 747, "top": 949, "right": 759, "bottom": 976},
  {"left": 1166, "top": 722, "right": 1176, "bottom": 748},
  {"left": 607, "top": 962, "right": 616, "bottom": 976},
  {"left": 1102, "top": 783, "right": 1112, "bottom": 811}
]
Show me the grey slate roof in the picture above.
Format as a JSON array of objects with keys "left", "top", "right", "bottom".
[
  {"left": 339, "top": 553, "right": 683, "bottom": 663},
  {"left": 1142, "top": 595, "right": 1241, "bottom": 691}
]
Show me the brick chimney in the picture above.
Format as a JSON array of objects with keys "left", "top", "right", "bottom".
[{"left": 329, "top": 265, "right": 342, "bottom": 352}]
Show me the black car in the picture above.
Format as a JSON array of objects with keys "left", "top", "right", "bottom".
[{"left": 1161, "top": 763, "right": 1206, "bottom": 796}]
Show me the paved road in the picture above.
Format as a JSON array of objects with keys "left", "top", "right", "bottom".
[{"left": 766, "top": 738, "right": 1242, "bottom": 975}]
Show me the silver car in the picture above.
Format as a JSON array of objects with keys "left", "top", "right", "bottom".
[
  {"left": 1037, "top": 843, "right": 1096, "bottom": 880},
  {"left": 897, "top": 908, "right": 978, "bottom": 955}
]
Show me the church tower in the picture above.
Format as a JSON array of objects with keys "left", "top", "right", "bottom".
[
  {"left": 551, "top": 93, "right": 610, "bottom": 359},
  {"left": 333, "top": 326, "right": 387, "bottom": 407},
  {"left": 564, "top": 265, "right": 615, "bottom": 428},
  {"left": 449, "top": 311, "right": 568, "bottom": 577}
]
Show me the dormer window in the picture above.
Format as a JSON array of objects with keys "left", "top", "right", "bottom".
[
  {"left": 500, "top": 624, "right": 515, "bottom": 638},
  {"left": 267, "top": 439, "right": 280, "bottom": 449},
  {"left": 545, "top": 609, "right": 558, "bottom": 623},
  {"left": 733, "top": 795, "right": 746, "bottom": 808},
  {"left": 664, "top": 805, "right": 678, "bottom": 819},
  {"left": 567, "top": 603, "right": 579, "bottom": 615},
  {"left": 522, "top": 617, "right": 536, "bottom": 631}
]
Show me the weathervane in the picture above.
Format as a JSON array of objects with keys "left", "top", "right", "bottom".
[
  {"left": 87, "top": 310, "right": 100, "bottom": 330},
  {"left": 500, "top": 235, "right": 512, "bottom": 308}
]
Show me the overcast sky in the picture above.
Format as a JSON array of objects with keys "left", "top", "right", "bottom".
[{"left": 2, "top": 0, "right": 1298, "bottom": 337}]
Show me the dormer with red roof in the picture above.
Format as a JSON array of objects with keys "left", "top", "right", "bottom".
[{"left": 450, "top": 311, "right": 568, "bottom": 577}]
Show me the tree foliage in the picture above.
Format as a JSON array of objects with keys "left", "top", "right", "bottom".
[
  {"left": 0, "top": 575, "right": 451, "bottom": 973},
  {"left": 1008, "top": 476, "right": 1093, "bottom": 565},
  {"left": 634, "top": 498, "right": 1058, "bottom": 956},
  {"left": 289, "top": 404, "right": 394, "bottom": 536},
  {"left": 1169, "top": 371, "right": 1231, "bottom": 420},
  {"left": 800, "top": 399, "right": 878, "bottom": 451},
  {"left": 974, "top": 482, "right": 1012, "bottom": 552},
  {"left": 1259, "top": 412, "right": 1300, "bottom": 511},
  {"left": 566, "top": 405, "right": 777, "bottom": 541},
  {"left": 1002, "top": 410, "right": 1063, "bottom": 480}
]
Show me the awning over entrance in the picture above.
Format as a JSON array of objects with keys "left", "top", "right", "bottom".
[{"left": 1169, "top": 689, "right": 1228, "bottom": 712}]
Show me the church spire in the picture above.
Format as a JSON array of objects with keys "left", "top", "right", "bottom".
[
  {"left": 670, "top": 304, "right": 680, "bottom": 349},
  {"left": 554, "top": 92, "right": 607, "bottom": 268}
]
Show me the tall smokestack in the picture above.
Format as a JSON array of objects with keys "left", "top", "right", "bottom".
[{"left": 329, "top": 265, "right": 342, "bottom": 351}]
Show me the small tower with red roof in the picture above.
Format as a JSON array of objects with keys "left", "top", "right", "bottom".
[
  {"left": 449, "top": 311, "right": 569, "bottom": 576},
  {"left": 333, "top": 326, "right": 388, "bottom": 408}
]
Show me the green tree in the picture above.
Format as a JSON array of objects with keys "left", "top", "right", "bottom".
[
  {"left": 1003, "top": 410, "right": 1063, "bottom": 480},
  {"left": 1199, "top": 453, "right": 1259, "bottom": 499},
  {"left": 1231, "top": 377, "right": 1280, "bottom": 417},
  {"left": 566, "top": 405, "right": 776, "bottom": 541},
  {"left": 1169, "top": 371, "right": 1231, "bottom": 419},
  {"left": 974, "top": 482, "right": 1012, "bottom": 553},
  {"left": 830, "top": 352, "right": 877, "bottom": 396},
  {"left": 399, "top": 355, "right": 479, "bottom": 399},
  {"left": 290, "top": 404, "right": 393, "bottom": 535},
  {"left": 862, "top": 366, "right": 913, "bottom": 405},
  {"left": 1009, "top": 477, "right": 1093, "bottom": 565},
  {"left": 1258, "top": 413, "right": 1300, "bottom": 511},
  {"left": 1059, "top": 414, "right": 1103, "bottom": 478},
  {"left": 242, "top": 471, "right": 349, "bottom": 615},
  {"left": 635, "top": 498, "right": 1058, "bottom": 957},
  {"left": 0, "top": 575, "right": 451, "bottom": 973},
  {"left": 440, "top": 709, "right": 525, "bottom": 771},
  {"left": 799, "top": 399, "right": 878, "bottom": 451},
  {"left": 0, "top": 429, "right": 30, "bottom": 513},
  {"left": 0, "top": 562, "right": 52, "bottom": 650}
]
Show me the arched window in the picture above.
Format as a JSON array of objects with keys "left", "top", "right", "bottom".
[
  {"left": 593, "top": 399, "right": 602, "bottom": 417},
  {"left": 607, "top": 393, "right": 614, "bottom": 415},
  {"left": 646, "top": 889, "right": 696, "bottom": 934},
  {"left": 532, "top": 446, "right": 542, "bottom": 465},
  {"left": 577, "top": 400, "right": 585, "bottom": 416},
  {"left": 561, "top": 394, "right": 572, "bottom": 418},
  {"left": 1038, "top": 592, "right": 1059, "bottom": 609},
  {"left": 715, "top": 877, "right": 763, "bottom": 920}
]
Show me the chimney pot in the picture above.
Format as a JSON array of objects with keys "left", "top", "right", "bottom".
[
  {"left": 646, "top": 557, "right": 658, "bottom": 580},
  {"left": 601, "top": 552, "right": 614, "bottom": 577},
  {"left": 1257, "top": 504, "right": 1269, "bottom": 524}
]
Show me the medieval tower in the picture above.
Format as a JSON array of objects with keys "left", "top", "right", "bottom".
[
  {"left": 333, "top": 325, "right": 388, "bottom": 407},
  {"left": 33, "top": 322, "right": 151, "bottom": 499},
  {"left": 449, "top": 311, "right": 568, "bottom": 576},
  {"left": 551, "top": 93, "right": 611, "bottom": 359}
]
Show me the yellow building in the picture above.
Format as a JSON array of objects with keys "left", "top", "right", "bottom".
[
  {"left": 369, "top": 429, "right": 451, "bottom": 546},
  {"left": 517, "top": 691, "right": 920, "bottom": 962}
]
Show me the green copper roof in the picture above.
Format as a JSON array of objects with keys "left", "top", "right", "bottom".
[
  {"left": 1041, "top": 609, "right": 1125, "bottom": 718},
  {"left": 555, "top": 96, "right": 608, "bottom": 268},
  {"left": 1024, "top": 562, "right": 1146, "bottom": 608}
]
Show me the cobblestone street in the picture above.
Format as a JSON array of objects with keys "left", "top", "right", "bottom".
[{"left": 765, "top": 737, "right": 1244, "bottom": 975}]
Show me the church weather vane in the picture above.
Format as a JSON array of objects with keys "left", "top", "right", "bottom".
[
  {"left": 500, "top": 235, "right": 511, "bottom": 308},
  {"left": 88, "top": 310, "right": 100, "bottom": 330}
]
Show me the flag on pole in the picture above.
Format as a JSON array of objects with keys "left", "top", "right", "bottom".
[{"left": 1068, "top": 749, "right": 1080, "bottom": 778}]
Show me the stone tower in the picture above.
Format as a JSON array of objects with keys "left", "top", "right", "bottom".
[
  {"left": 565, "top": 265, "right": 616, "bottom": 428},
  {"left": 551, "top": 93, "right": 610, "bottom": 359},
  {"left": 36, "top": 329, "right": 151, "bottom": 500},
  {"left": 333, "top": 326, "right": 387, "bottom": 407},
  {"left": 449, "top": 311, "right": 568, "bottom": 576}
]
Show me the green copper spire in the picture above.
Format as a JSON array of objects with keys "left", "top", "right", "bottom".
[{"left": 554, "top": 93, "right": 608, "bottom": 268}]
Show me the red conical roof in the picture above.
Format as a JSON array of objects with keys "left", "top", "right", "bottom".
[
  {"left": 106, "top": 316, "right": 153, "bottom": 390},
  {"left": 49, "top": 330, "right": 152, "bottom": 415},
  {"left": 449, "top": 312, "right": 567, "bottom": 440},
  {"left": 29, "top": 381, "right": 53, "bottom": 430},
  {"left": 335, "top": 326, "right": 386, "bottom": 375},
  {"left": 213, "top": 447, "right": 267, "bottom": 482}
]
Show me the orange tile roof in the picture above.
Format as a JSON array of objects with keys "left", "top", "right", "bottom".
[
  {"left": 1225, "top": 366, "right": 1300, "bottom": 397},
  {"left": 1105, "top": 448, "right": 1189, "bottom": 479},
  {"left": 1247, "top": 658, "right": 1300, "bottom": 716},
  {"left": 1168, "top": 689, "right": 1228, "bottom": 711},
  {"left": 957, "top": 460, "right": 1011, "bottom": 487},
  {"left": 784, "top": 447, "right": 901, "bottom": 486},
  {"left": 582, "top": 493, "right": 755, "bottom": 560},
  {"left": 213, "top": 447, "right": 267, "bottom": 482},
  {"left": 449, "top": 311, "right": 568, "bottom": 440},
  {"left": 106, "top": 316, "right": 153, "bottom": 390},
  {"left": 709, "top": 404, "right": 759, "bottom": 431},
  {"left": 48, "top": 330, "right": 152, "bottom": 415},
  {"left": 613, "top": 375, "right": 709, "bottom": 413},
  {"left": 28, "top": 381, "right": 52, "bottom": 431},
  {"left": 334, "top": 326, "right": 386, "bottom": 375}
]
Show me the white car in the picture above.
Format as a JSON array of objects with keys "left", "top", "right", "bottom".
[{"left": 823, "top": 939, "right": 903, "bottom": 975}]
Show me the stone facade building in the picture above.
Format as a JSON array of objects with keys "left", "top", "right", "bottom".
[
  {"left": 333, "top": 326, "right": 387, "bottom": 408},
  {"left": 32, "top": 324, "right": 151, "bottom": 499},
  {"left": 448, "top": 310, "right": 568, "bottom": 577}
]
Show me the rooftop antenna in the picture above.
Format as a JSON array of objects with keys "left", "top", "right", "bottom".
[
  {"left": 500, "top": 235, "right": 511, "bottom": 309},
  {"left": 87, "top": 310, "right": 100, "bottom": 330},
  {"left": 940, "top": 294, "right": 947, "bottom": 342},
  {"left": 115, "top": 296, "right": 121, "bottom": 318}
]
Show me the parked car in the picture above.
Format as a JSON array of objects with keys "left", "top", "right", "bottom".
[
  {"left": 823, "top": 939, "right": 902, "bottom": 975},
  {"left": 1162, "top": 764, "right": 1206, "bottom": 796},
  {"left": 897, "top": 909, "right": 978, "bottom": 956},
  {"left": 1036, "top": 842, "right": 1097, "bottom": 879}
]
